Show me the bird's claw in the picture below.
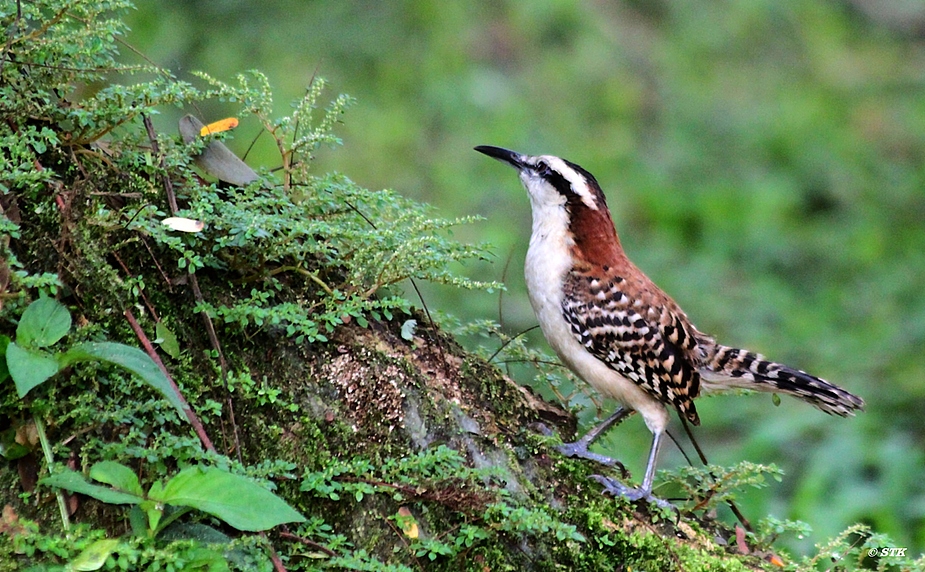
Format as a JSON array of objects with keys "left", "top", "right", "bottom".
[
  {"left": 556, "top": 441, "right": 628, "bottom": 475},
  {"left": 589, "top": 475, "right": 674, "bottom": 512}
]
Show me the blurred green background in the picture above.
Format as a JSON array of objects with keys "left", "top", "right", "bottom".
[{"left": 124, "top": 0, "right": 925, "bottom": 556}]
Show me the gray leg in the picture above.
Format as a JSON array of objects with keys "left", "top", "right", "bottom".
[
  {"left": 591, "top": 431, "right": 673, "bottom": 510},
  {"left": 556, "top": 407, "right": 632, "bottom": 467},
  {"left": 639, "top": 429, "right": 662, "bottom": 493}
]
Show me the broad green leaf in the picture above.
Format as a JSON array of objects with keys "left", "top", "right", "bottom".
[
  {"left": 69, "top": 538, "right": 120, "bottom": 571},
  {"left": 90, "top": 461, "right": 144, "bottom": 496},
  {"left": 6, "top": 342, "right": 59, "bottom": 397},
  {"left": 128, "top": 505, "right": 148, "bottom": 537},
  {"left": 59, "top": 342, "right": 187, "bottom": 418},
  {"left": 155, "top": 321, "right": 181, "bottom": 359},
  {"left": 147, "top": 479, "right": 166, "bottom": 500},
  {"left": 160, "top": 522, "right": 233, "bottom": 544},
  {"left": 40, "top": 469, "right": 142, "bottom": 505},
  {"left": 17, "top": 297, "right": 71, "bottom": 348},
  {"left": 151, "top": 466, "right": 305, "bottom": 532}
]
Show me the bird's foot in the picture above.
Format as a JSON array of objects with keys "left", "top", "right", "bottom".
[
  {"left": 590, "top": 475, "right": 674, "bottom": 512},
  {"left": 556, "top": 441, "right": 628, "bottom": 474}
]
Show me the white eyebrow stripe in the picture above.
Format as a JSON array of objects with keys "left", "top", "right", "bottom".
[{"left": 542, "top": 155, "right": 598, "bottom": 211}]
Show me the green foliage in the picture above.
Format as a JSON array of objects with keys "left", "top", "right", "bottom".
[
  {"left": 484, "top": 501, "right": 586, "bottom": 543},
  {"left": 660, "top": 461, "right": 784, "bottom": 513},
  {"left": 98, "top": 68, "right": 500, "bottom": 346},
  {"left": 6, "top": 521, "right": 251, "bottom": 572},
  {"left": 789, "top": 523, "right": 925, "bottom": 572},
  {"left": 2, "top": 297, "right": 182, "bottom": 415},
  {"left": 3, "top": 0, "right": 498, "bottom": 347},
  {"left": 40, "top": 461, "right": 305, "bottom": 535},
  {"left": 299, "top": 445, "right": 477, "bottom": 503},
  {"left": 14, "top": 297, "right": 71, "bottom": 348},
  {"left": 298, "top": 445, "right": 590, "bottom": 566},
  {"left": 0, "top": 1, "right": 514, "bottom": 569},
  {"left": 752, "top": 515, "right": 812, "bottom": 550}
]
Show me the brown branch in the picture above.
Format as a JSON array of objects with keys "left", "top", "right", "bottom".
[
  {"left": 141, "top": 114, "right": 242, "bottom": 462},
  {"left": 111, "top": 251, "right": 159, "bottom": 322},
  {"left": 123, "top": 309, "right": 215, "bottom": 453},
  {"left": 140, "top": 236, "right": 173, "bottom": 289},
  {"left": 278, "top": 530, "right": 337, "bottom": 558},
  {"left": 262, "top": 531, "right": 288, "bottom": 572}
]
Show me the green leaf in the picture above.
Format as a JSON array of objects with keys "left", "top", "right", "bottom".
[
  {"left": 151, "top": 466, "right": 305, "bottom": 532},
  {"left": 128, "top": 505, "right": 148, "bottom": 537},
  {"left": 147, "top": 478, "right": 166, "bottom": 503},
  {"left": 171, "top": 546, "right": 231, "bottom": 572},
  {"left": 58, "top": 342, "right": 187, "bottom": 418},
  {"left": 17, "top": 297, "right": 71, "bottom": 348},
  {"left": 90, "top": 461, "right": 144, "bottom": 497},
  {"left": 40, "top": 469, "right": 143, "bottom": 505},
  {"left": 155, "top": 321, "right": 181, "bottom": 359},
  {"left": 68, "top": 538, "right": 120, "bottom": 571},
  {"left": 6, "top": 342, "right": 60, "bottom": 397}
]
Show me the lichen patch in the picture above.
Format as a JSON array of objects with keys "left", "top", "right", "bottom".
[{"left": 322, "top": 352, "right": 406, "bottom": 439}]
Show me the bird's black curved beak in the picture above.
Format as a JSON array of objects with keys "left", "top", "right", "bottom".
[{"left": 474, "top": 145, "right": 526, "bottom": 169}]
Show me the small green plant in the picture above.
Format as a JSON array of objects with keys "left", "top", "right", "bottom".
[
  {"left": 6, "top": 519, "right": 244, "bottom": 571},
  {"left": 658, "top": 460, "right": 784, "bottom": 513},
  {"left": 40, "top": 460, "right": 305, "bottom": 537},
  {"left": 1, "top": 297, "right": 184, "bottom": 413},
  {"left": 484, "top": 501, "right": 586, "bottom": 543},
  {"left": 0, "top": 296, "right": 194, "bottom": 533},
  {"left": 752, "top": 515, "right": 812, "bottom": 549},
  {"left": 299, "top": 445, "right": 587, "bottom": 566},
  {"left": 790, "top": 523, "right": 925, "bottom": 571}
]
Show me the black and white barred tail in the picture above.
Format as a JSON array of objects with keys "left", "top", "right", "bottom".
[{"left": 699, "top": 344, "right": 865, "bottom": 416}]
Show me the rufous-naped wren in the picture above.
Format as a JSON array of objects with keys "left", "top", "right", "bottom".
[{"left": 475, "top": 145, "right": 864, "bottom": 505}]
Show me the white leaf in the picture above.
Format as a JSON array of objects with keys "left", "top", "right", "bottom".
[
  {"left": 162, "top": 217, "right": 205, "bottom": 233},
  {"left": 400, "top": 319, "right": 417, "bottom": 341}
]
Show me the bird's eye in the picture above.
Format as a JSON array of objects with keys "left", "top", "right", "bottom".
[{"left": 535, "top": 160, "right": 551, "bottom": 176}]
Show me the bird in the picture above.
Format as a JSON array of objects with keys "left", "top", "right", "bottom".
[{"left": 474, "top": 145, "right": 865, "bottom": 505}]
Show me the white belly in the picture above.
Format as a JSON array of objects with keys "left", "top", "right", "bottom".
[{"left": 524, "top": 223, "right": 669, "bottom": 434}]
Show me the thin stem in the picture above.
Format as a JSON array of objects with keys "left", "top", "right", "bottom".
[
  {"left": 487, "top": 325, "right": 540, "bottom": 363},
  {"left": 34, "top": 414, "right": 70, "bottom": 531},
  {"left": 295, "top": 267, "right": 335, "bottom": 296},
  {"left": 123, "top": 309, "right": 216, "bottom": 454}
]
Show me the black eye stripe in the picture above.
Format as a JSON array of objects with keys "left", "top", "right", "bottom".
[
  {"left": 531, "top": 160, "right": 573, "bottom": 196},
  {"left": 533, "top": 158, "right": 601, "bottom": 200},
  {"left": 544, "top": 169, "right": 574, "bottom": 197}
]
